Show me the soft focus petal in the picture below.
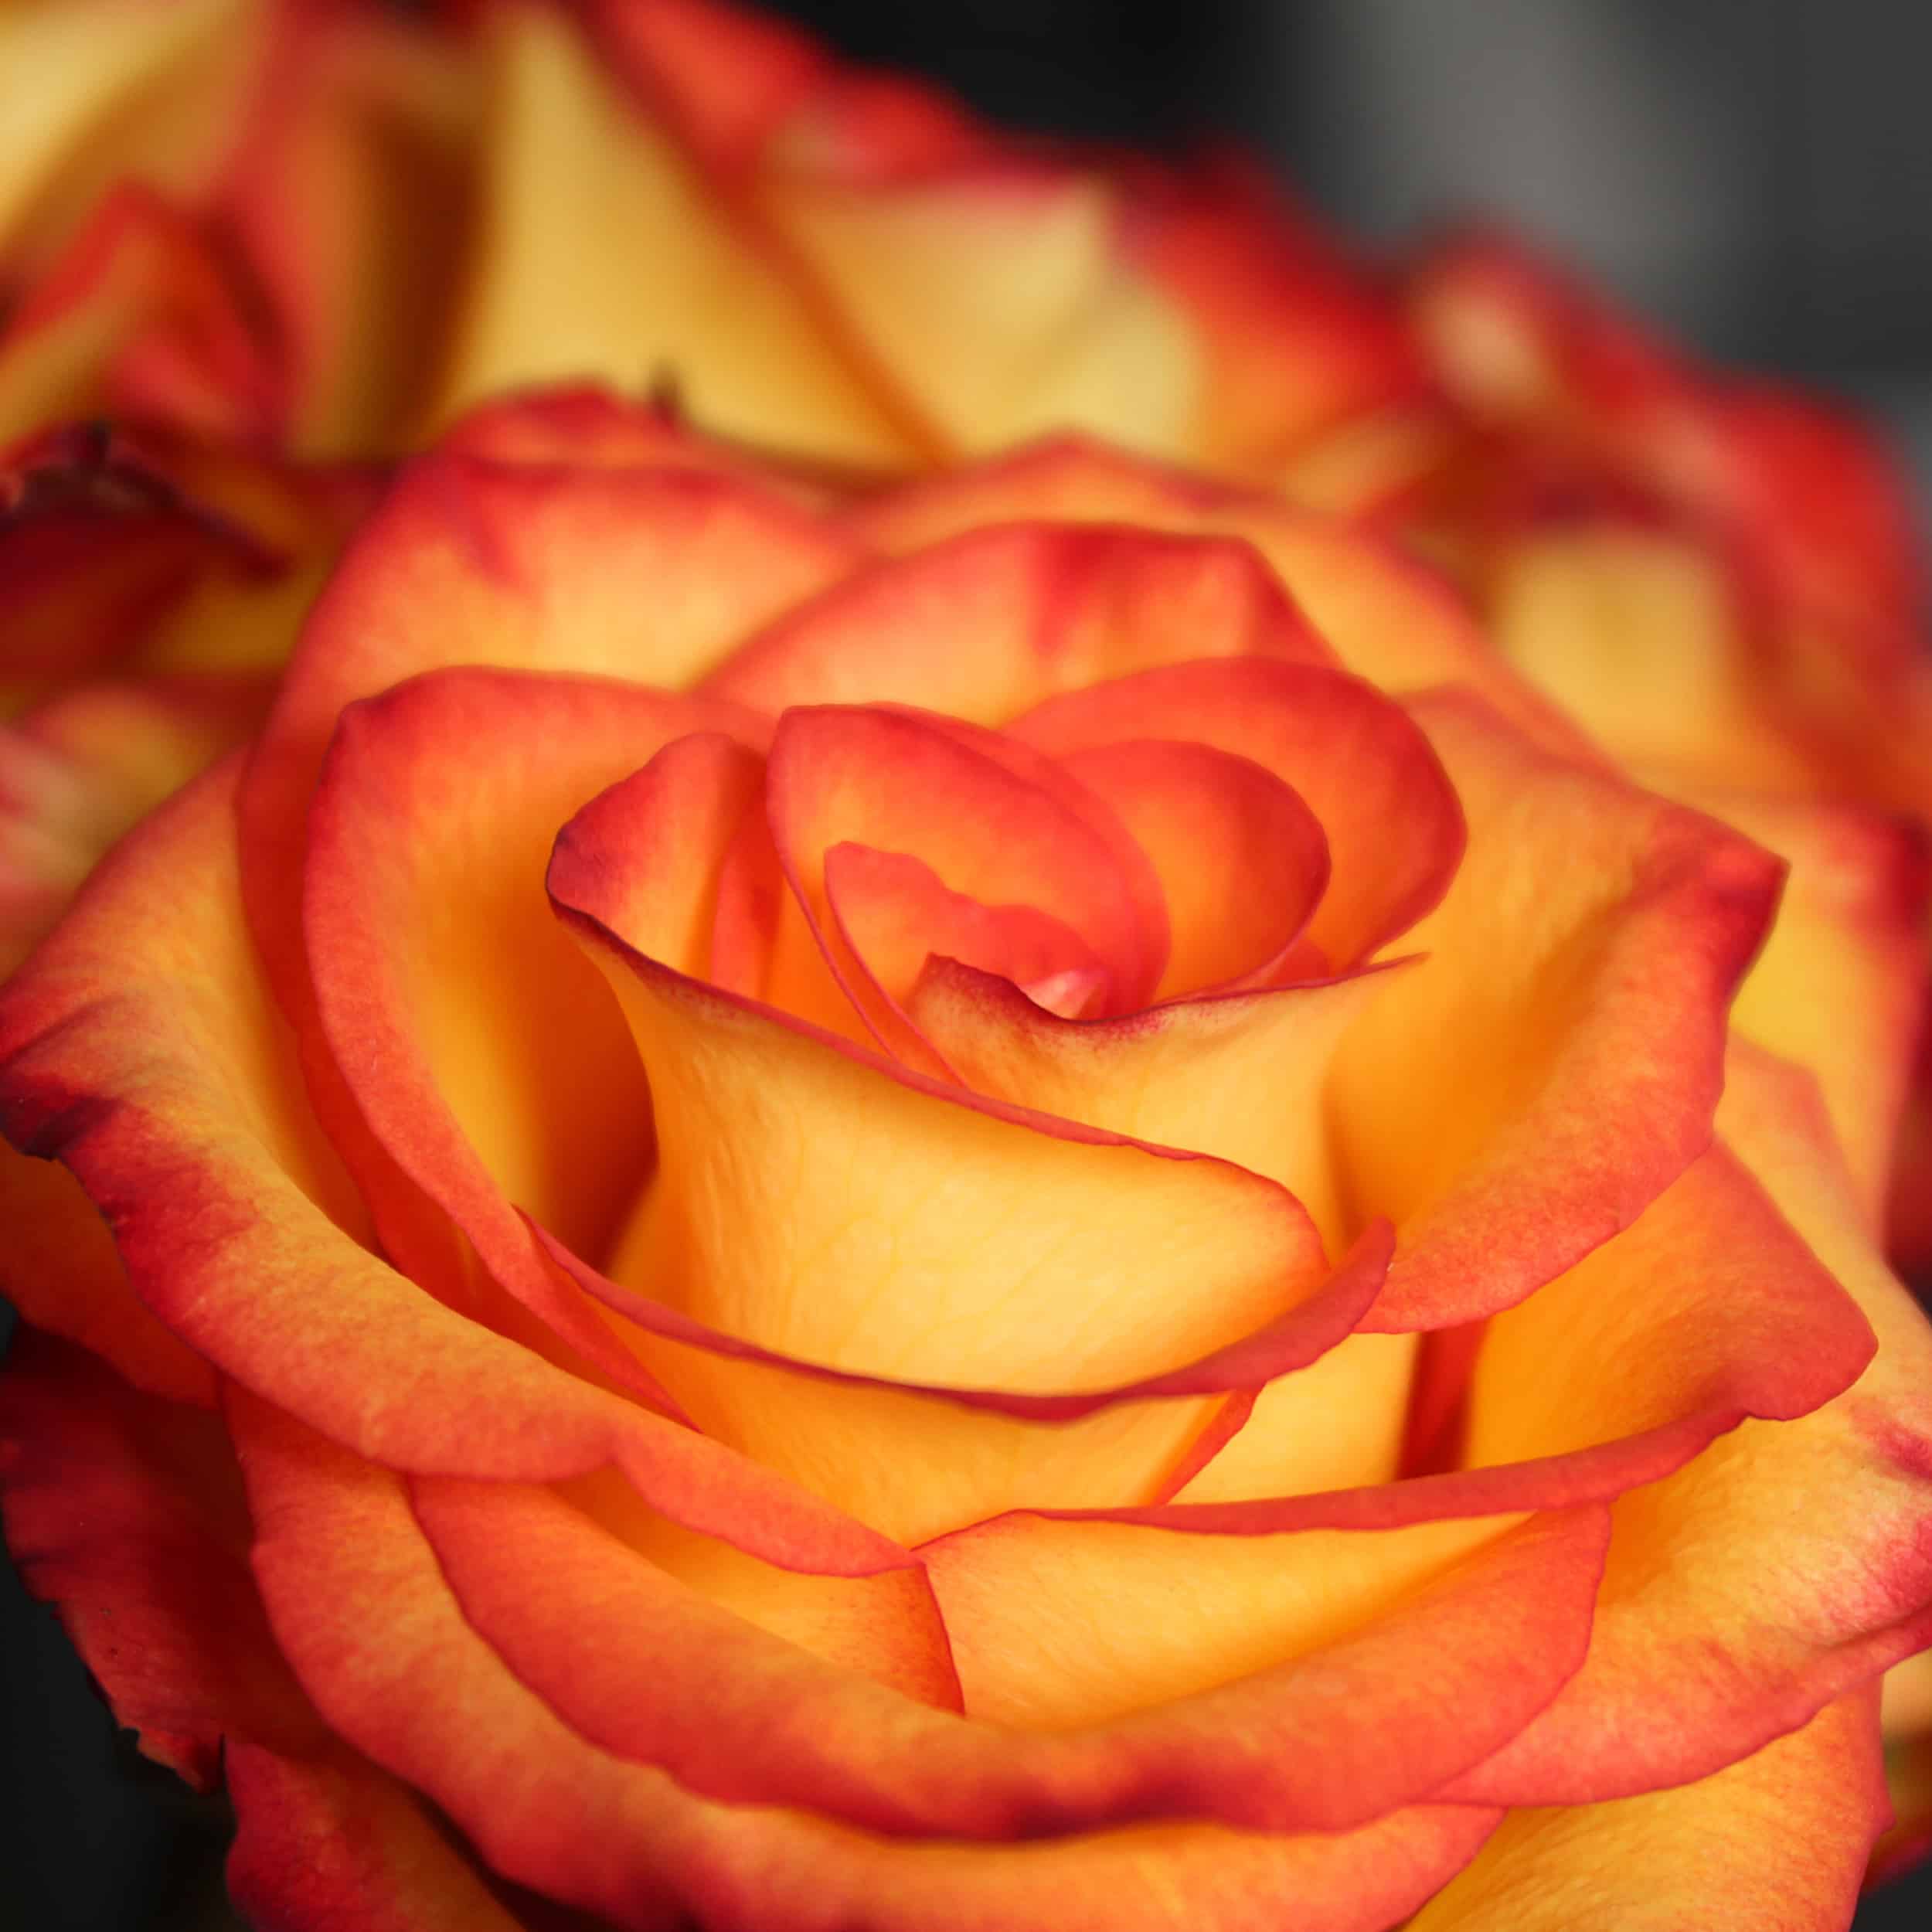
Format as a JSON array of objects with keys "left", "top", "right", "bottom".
[
  {"left": 0, "top": 672, "right": 270, "bottom": 973},
  {"left": 1687, "top": 788, "right": 1929, "bottom": 1227},
  {"left": 431, "top": 0, "right": 913, "bottom": 463},
  {"left": 0, "top": 1328, "right": 322, "bottom": 1786},
  {"left": 0, "top": 0, "right": 261, "bottom": 282},
  {"left": 761, "top": 162, "right": 1199, "bottom": 457},
  {"left": 226, "top": 1742, "right": 530, "bottom": 1932}
]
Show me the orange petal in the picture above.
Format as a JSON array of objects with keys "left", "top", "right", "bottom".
[
  {"left": 0, "top": 0, "right": 262, "bottom": 283},
  {"left": 1412, "top": 1687, "right": 1886, "bottom": 1932},
  {"left": 304, "top": 665, "right": 769, "bottom": 1402},
  {"left": 557, "top": 928, "right": 1329, "bottom": 1398},
  {"left": 1013, "top": 658, "right": 1463, "bottom": 970},
  {"left": 214, "top": 1, "right": 484, "bottom": 459},
  {"left": 0, "top": 1328, "right": 321, "bottom": 1786},
  {"left": 1446, "top": 1045, "right": 1932, "bottom": 1807},
  {"left": 760, "top": 161, "right": 1199, "bottom": 459},
  {"left": 704, "top": 520, "right": 1327, "bottom": 724},
  {"left": 845, "top": 437, "right": 1593, "bottom": 755},
  {"left": 1332, "top": 691, "right": 1783, "bottom": 1329},
  {"left": 906, "top": 956, "right": 1394, "bottom": 1256},
  {"left": 0, "top": 672, "right": 270, "bottom": 973},
  {"left": 429, "top": 0, "right": 911, "bottom": 465},
  {"left": 0, "top": 760, "right": 913, "bottom": 1580},
  {"left": 1691, "top": 788, "right": 1929, "bottom": 1229},
  {"left": 1054, "top": 737, "right": 1330, "bottom": 996},
  {"left": 1126, "top": 151, "right": 1428, "bottom": 478},
  {"left": 226, "top": 1742, "right": 529, "bottom": 1932},
  {"left": 0, "top": 186, "right": 279, "bottom": 446},
  {"left": 238, "top": 447, "right": 858, "bottom": 1013},
  {"left": 410, "top": 1453, "right": 1579, "bottom": 1847},
  {"left": 239, "top": 1390, "right": 1502, "bottom": 1930},
  {"left": 764, "top": 702, "right": 1168, "bottom": 1035}
]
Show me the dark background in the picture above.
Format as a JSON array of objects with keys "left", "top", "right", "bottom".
[{"left": 5, "top": 1, "right": 1931, "bottom": 1924}]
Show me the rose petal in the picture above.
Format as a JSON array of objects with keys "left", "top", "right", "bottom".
[
  {"left": 1411, "top": 1687, "right": 1886, "bottom": 1932},
  {"left": 1013, "top": 657, "right": 1464, "bottom": 969},
  {"left": 0, "top": 0, "right": 260, "bottom": 281},
  {"left": 412, "top": 1458, "right": 1594, "bottom": 1845},
  {"left": 1053, "top": 737, "right": 1331, "bottom": 995},
  {"left": 703, "top": 520, "right": 1328, "bottom": 723},
  {"left": 554, "top": 921, "right": 1330, "bottom": 1400},
  {"left": 226, "top": 1742, "right": 530, "bottom": 1932},
  {"left": 1691, "top": 788, "right": 1929, "bottom": 1228},
  {"left": 304, "top": 665, "right": 763, "bottom": 1400},
  {"left": 0, "top": 761, "right": 917, "bottom": 1580},
  {"left": 1333, "top": 689, "right": 1783, "bottom": 1329},
  {"left": 845, "top": 437, "right": 1591, "bottom": 753},
  {"left": 238, "top": 443, "right": 857, "bottom": 1021},
  {"left": 760, "top": 162, "right": 1199, "bottom": 458},
  {"left": 764, "top": 703, "right": 1167, "bottom": 1041},
  {"left": 430, "top": 1, "right": 912, "bottom": 464},
  {"left": 244, "top": 1388, "right": 1507, "bottom": 1919},
  {"left": 1444, "top": 1046, "right": 1932, "bottom": 1805},
  {"left": 0, "top": 1328, "right": 321, "bottom": 1785}
]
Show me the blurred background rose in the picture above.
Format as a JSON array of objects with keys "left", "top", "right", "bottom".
[{"left": 4, "top": 1, "right": 1930, "bottom": 1924}]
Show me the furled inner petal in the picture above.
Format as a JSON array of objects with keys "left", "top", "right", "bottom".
[
  {"left": 1054, "top": 737, "right": 1331, "bottom": 995},
  {"left": 761, "top": 703, "right": 1168, "bottom": 1053},
  {"left": 1012, "top": 656, "right": 1464, "bottom": 971},
  {"left": 826, "top": 842, "right": 1114, "bottom": 1020}
]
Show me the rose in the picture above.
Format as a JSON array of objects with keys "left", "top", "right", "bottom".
[
  {"left": 0, "top": 419, "right": 377, "bottom": 973},
  {"left": 1389, "top": 235, "right": 1932, "bottom": 1281},
  {"left": 4, "top": 400, "right": 1931, "bottom": 1930},
  {"left": 0, "top": 0, "right": 1429, "bottom": 476}
]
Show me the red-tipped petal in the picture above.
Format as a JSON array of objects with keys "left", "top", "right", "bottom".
[
  {"left": 1014, "top": 657, "right": 1463, "bottom": 969},
  {"left": 704, "top": 520, "right": 1327, "bottom": 723},
  {"left": 1333, "top": 690, "right": 1783, "bottom": 1329}
]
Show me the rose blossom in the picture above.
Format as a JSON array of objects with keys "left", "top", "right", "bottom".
[{"left": 1, "top": 397, "right": 1929, "bottom": 1929}]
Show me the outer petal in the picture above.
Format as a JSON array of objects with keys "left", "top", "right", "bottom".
[
  {"left": 303, "top": 665, "right": 764, "bottom": 1400},
  {"left": 702, "top": 520, "right": 1328, "bottom": 726},
  {"left": 1412, "top": 1688, "right": 1886, "bottom": 1932},
  {"left": 1332, "top": 690, "right": 1783, "bottom": 1329},
  {"left": 214, "top": 0, "right": 484, "bottom": 459},
  {"left": 0, "top": 185, "right": 279, "bottom": 446},
  {"left": 0, "top": 0, "right": 261, "bottom": 281},
  {"left": 1447, "top": 1046, "right": 1932, "bottom": 1806},
  {"left": 238, "top": 447, "right": 859, "bottom": 1012},
  {"left": 0, "top": 1328, "right": 322, "bottom": 1787},
  {"left": 414, "top": 1461, "right": 1601, "bottom": 1841},
  {"left": 759, "top": 161, "right": 1201, "bottom": 459},
  {"left": 430, "top": 0, "right": 915, "bottom": 464},
  {"left": 1683, "top": 787, "right": 1929, "bottom": 1227},
  {"left": 226, "top": 1743, "right": 531, "bottom": 1932},
  {"left": 0, "top": 672, "right": 270, "bottom": 973},
  {"left": 237, "top": 1393, "right": 1502, "bottom": 1932},
  {"left": 0, "top": 761, "right": 919, "bottom": 1583}
]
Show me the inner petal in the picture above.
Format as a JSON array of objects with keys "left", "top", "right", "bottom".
[
  {"left": 826, "top": 842, "right": 1112, "bottom": 1022},
  {"left": 1056, "top": 737, "right": 1331, "bottom": 997},
  {"left": 764, "top": 704, "right": 1166, "bottom": 1054}
]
